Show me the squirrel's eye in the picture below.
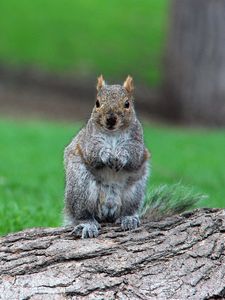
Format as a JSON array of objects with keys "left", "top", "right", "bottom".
[
  {"left": 124, "top": 100, "right": 130, "bottom": 109},
  {"left": 96, "top": 100, "right": 100, "bottom": 108}
]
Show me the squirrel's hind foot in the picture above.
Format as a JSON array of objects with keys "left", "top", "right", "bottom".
[
  {"left": 117, "top": 215, "right": 140, "bottom": 231},
  {"left": 72, "top": 222, "right": 100, "bottom": 239}
]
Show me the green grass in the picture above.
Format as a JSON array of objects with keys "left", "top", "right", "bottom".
[
  {"left": 0, "top": 118, "right": 224, "bottom": 236},
  {"left": 0, "top": 0, "right": 168, "bottom": 85}
]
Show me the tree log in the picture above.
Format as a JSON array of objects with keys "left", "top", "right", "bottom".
[{"left": 0, "top": 208, "right": 225, "bottom": 299}]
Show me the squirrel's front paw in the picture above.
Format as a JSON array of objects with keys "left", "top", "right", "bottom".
[
  {"left": 99, "top": 148, "right": 114, "bottom": 169},
  {"left": 114, "top": 150, "right": 129, "bottom": 171},
  {"left": 72, "top": 222, "right": 100, "bottom": 239},
  {"left": 118, "top": 215, "right": 140, "bottom": 231},
  {"left": 114, "top": 157, "right": 126, "bottom": 172}
]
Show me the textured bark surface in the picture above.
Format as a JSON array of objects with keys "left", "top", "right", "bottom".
[
  {"left": 164, "top": 0, "right": 225, "bottom": 126},
  {"left": 0, "top": 208, "right": 225, "bottom": 300}
]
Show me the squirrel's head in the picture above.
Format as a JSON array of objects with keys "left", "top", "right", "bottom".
[{"left": 91, "top": 75, "right": 135, "bottom": 132}]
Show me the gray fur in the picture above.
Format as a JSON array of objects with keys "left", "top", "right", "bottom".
[{"left": 64, "top": 80, "right": 149, "bottom": 238}]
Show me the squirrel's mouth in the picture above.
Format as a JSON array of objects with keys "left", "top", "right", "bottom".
[
  {"left": 104, "top": 123, "right": 120, "bottom": 132},
  {"left": 105, "top": 115, "right": 118, "bottom": 131},
  {"left": 106, "top": 124, "right": 116, "bottom": 130},
  {"left": 106, "top": 116, "right": 117, "bottom": 127}
]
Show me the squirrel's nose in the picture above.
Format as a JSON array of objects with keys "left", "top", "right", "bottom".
[{"left": 106, "top": 113, "right": 117, "bottom": 128}]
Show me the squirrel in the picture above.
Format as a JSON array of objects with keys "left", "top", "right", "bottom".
[
  {"left": 64, "top": 75, "right": 150, "bottom": 238},
  {"left": 64, "top": 75, "right": 203, "bottom": 238}
]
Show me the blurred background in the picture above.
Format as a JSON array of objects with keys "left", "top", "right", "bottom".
[{"left": 0, "top": 0, "right": 224, "bottom": 234}]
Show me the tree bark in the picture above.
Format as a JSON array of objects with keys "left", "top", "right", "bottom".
[
  {"left": 0, "top": 208, "right": 225, "bottom": 300},
  {"left": 164, "top": 0, "right": 225, "bottom": 126}
]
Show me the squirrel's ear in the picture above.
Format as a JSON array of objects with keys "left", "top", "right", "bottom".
[
  {"left": 97, "top": 75, "right": 105, "bottom": 91},
  {"left": 123, "top": 75, "right": 134, "bottom": 94}
]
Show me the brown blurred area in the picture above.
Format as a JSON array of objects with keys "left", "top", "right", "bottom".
[{"left": 0, "top": 66, "right": 161, "bottom": 123}]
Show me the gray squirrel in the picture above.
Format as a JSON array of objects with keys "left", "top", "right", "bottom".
[
  {"left": 64, "top": 75, "right": 150, "bottom": 238},
  {"left": 64, "top": 75, "right": 202, "bottom": 238}
]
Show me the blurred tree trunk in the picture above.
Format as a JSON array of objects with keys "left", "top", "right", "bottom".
[{"left": 164, "top": 0, "right": 225, "bottom": 126}]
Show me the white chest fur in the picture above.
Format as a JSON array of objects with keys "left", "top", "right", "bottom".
[{"left": 102, "top": 131, "right": 130, "bottom": 155}]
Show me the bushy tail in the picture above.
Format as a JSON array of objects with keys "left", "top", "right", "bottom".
[{"left": 141, "top": 183, "right": 207, "bottom": 221}]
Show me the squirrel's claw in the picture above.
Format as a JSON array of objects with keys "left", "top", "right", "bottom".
[
  {"left": 72, "top": 223, "right": 99, "bottom": 239},
  {"left": 114, "top": 151, "right": 128, "bottom": 172},
  {"left": 107, "top": 157, "right": 115, "bottom": 169},
  {"left": 114, "top": 158, "right": 124, "bottom": 172},
  {"left": 120, "top": 215, "right": 140, "bottom": 231}
]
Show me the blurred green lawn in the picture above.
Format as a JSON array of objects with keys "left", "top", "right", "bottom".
[
  {"left": 0, "top": 0, "right": 168, "bottom": 85},
  {"left": 0, "top": 119, "right": 224, "bottom": 235}
]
